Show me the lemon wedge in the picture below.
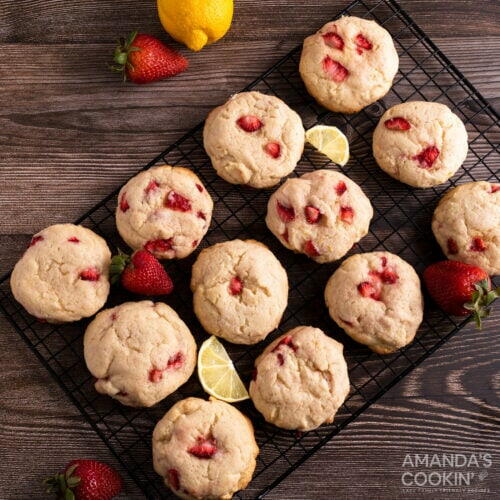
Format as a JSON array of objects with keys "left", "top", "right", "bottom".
[
  {"left": 305, "top": 125, "right": 350, "bottom": 166},
  {"left": 197, "top": 336, "right": 249, "bottom": 403}
]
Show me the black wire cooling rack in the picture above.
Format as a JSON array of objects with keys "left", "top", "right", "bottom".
[{"left": 1, "top": 0, "right": 499, "bottom": 498}]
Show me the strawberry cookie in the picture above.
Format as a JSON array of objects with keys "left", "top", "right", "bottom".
[
  {"left": 265, "top": 170, "right": 373, "bottom": 263},
  {"left": 152, "top": 397, "right": 259, "bottom": 499},
  {"left": 325, "top": 252, "right": 424, "bottom": 354},
  {"left": 203, "top": 91, "right": 305, "bottom": 188},
  {"left": 373, "top": 101, "right": 468, "bottom": 187},
  {"left": 299, "top": 16, "right": 399, "bottom": 113},
  {"left": 249, "top": 326, "right": 350, "bottom": 431},
  {"left": 10, "top": 224, "right": 111, "bottom": 323},
  {"left": 191, "top": 239, "right": 288, "bottom": 344},
  {"left": 116, "top": 165, "right": 213, "bottom": 259},
  {"left": 432, "top": 182, "right": 500, "bottom": 275},
  {"left": 84, "top": 301, "right": 196, "bottom": 407}
]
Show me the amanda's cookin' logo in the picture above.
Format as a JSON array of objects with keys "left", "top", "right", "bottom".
[{"left": 401, "top": 453, "right": 492, "bottom": 492}]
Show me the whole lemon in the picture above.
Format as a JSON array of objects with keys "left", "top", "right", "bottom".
[{"left": 157, "top": 0, "right": 234, "bottom": 52}]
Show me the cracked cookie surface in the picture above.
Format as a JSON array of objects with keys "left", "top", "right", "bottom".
[
  {"left": 265, "top": 169, "right": 373, "bottom": 263},
  {"left": 325, "top": 251, "right": 424, "bottom": 354},
  {"left": 299, "top": 16, "right": 399, "bottom": 113},
  {"left": 152, "top": 397, "right": 259, "bottom": 499},
  {"left": 249, "top": 326, "right": 350, "bottom": 431},
  {"left": 373, "top": 101, "right": 469, "bottom": 187},
  {"left": 84, "top": 301, "right": 196, "bottom": 407},
  {"left": 203, "top": 91, "right": 305, "bottom": 188},
  {"left": 191, "top": 239, "right": 288, "bottom": 344},
  {"left": 10, "top": 223, "right": 111, "bottom": 323},
  {"left": 432, "top": 181, "right": 500, "bottom": 275},
  {"left": 116, "top": 165, "right": 213, "bottom": 260}
]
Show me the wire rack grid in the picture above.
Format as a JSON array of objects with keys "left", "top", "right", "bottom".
[{"left": 0, "top": 0, "right": 499, "bottom": 498}]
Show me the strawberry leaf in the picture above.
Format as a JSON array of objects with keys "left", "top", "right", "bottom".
[
  {"left": 464, "top": 280, "right": 499, "bottom": 329},
  {"left": 65, "top": 464, "right": 78, "bottom": 480},
  {"left": 110, "top": 250, "right": 130, "bottom": 285},
  {"left": 67, "top": 476, "right": 81, "bottom": 487}
]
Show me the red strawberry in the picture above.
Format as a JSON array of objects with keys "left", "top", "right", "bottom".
[
  {"left": 119, "top": 193, "right": 129, "bottom": 212},
  {"left": 272, "top": 335, "right": 298, "bottom": 352},
  {"left": 79, "top": 268, "right": 100, "bottom": 281},
  {"left": 384, "top": 117, "right": 411, "bottom": 131},
  {"left": 304, "top": 240, "right": 320, "bottom": 257},
  {"left": 111, "top": 31, "right": 188, "bottom": 84},
  {"left": 322, "top": 56, "right": 349, "bottom": 82},
  {"left": 168, "top": 469, "right": 180, "bottom": 490},
  {"left": 237, "top": 115, "right": 263, "bottom": 132},
  {"left": 165, "top": 190, "right": 191, "bottom": 212},
  {"left": 276, "top": 201, "right": 295, "bottom": 222},
  {"left": 380, "top": 268, "right": 398, "bottom": 284},
  {"left": 229, "top": 276, "right": 243, "bottom": 295},
  {"left": 357, "top": 281, "right": 381, "bottom": 301},
  {"left": 144, "top": 238, "right": 173, "bottom": 254},
  {"left": 340, "top": 206, "right": 354, "bottom": 223},
  {"left": 413, "top": 146, "right": 439, "bottom": 168},
  {"left": 355, "top": 33, "right": 373, "bottom": 53},
  {"left": 470, "top": 237, "right": 486, "bottom": 252},
  {"left": 447, "top": 238, "right": 459, "bottom": 255},
  {"left": 68, "top": 237, "right": 80, "bottom": 243},
  {"left": 491, "top": 185, "right": 500, "bottom": 193},
  {"left": 44, "top": 459, "right": 122, "bottom": 500},
  {"left": 264, "top": 141, "right": 281, "bottom": 158},
  {"left": 423, "top": 260, "right": 499, "bottom": 328},
  {"left": 29, "top": 235, "right": 44, "bottom": 247},
  {"left": 188, "top": 436, "right": 217, "bottom": 459},
  {"left": 335, "top": 181, "right": 347, "bottom": 195},
  {"left": 167, "top": 351, "right": 184, "bottom": 369},
  {"left": 110, "top": 249, "right": 174, "bottom": 295},
  {"left": 305, "top": 206, "right": 321, "bottom": 224},
  {"left": 145, "top": 179, "right": 160, "bottom": 194},
  {"left": 149, "top": 368, "right": 163, "bottom": 383},
  {"left": 322, "top": 32, "right": 344, "bottom": 50}
]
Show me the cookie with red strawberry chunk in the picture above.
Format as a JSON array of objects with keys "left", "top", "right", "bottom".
[
  {"left": 325, "top": 252, "right": 424, "bottom": 354},
  {"left": 111, "top": 31, "right": 188, "bottom": 84},
  {"left": 249, "top": 326, "right": 350, "bottom": 430},
  {"left": 432, "top": 182, "right": 500, "bottom": 275},
  {"left": 373, "top": 101, "right": 468, "bottom": 187},
  {"left": 84, "top": 301, "right": 196, "bottom": 407},
  {"left": 299, "top": 16, "right": 398, "bottom": 113},
  {"left": 191, "top": 239, "right": 288, "bottom": 344},
  {"left": 266, "top": 169, "right": 373, "bottom": 263},
  {"left": 153, "top": 398, "right": 259, "bottom": 498},
  {"left": 116, "top": 165, "right": 213, "bottom": 260},
  {"left": 110, "top": 249, "right": 174, "bottom": 295},
  {"left": 10, "top": 224, "right": 111, "bottom": 323},
  {"left": 203, "top": 91, "right": 305, "bottom": 188},
  {"left": 423, "top": 260, "right": 499, "bottom": 328},
  {"left": 44, "top": 459, "right": 122, "bottom": 500}
]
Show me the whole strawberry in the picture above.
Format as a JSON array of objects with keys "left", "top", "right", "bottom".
[
  {"left": 423, "top": 260, "right": 499, "bottom": 328},
  {"left": 111, "top": 31, "right": 188, "bottom": 84},
  {"left": 44, "top": 459, "right": 122, "bottom": 500},
  {"left": 111, "top": 249, "right": 174, "bottom": 295}
]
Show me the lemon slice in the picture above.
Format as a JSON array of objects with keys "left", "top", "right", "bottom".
[
  {"left": 305, "top": 125, "right": 349, "bottom": 166},
  {"left": 197, "top": 336, "right": 249, "bottom": 403}
]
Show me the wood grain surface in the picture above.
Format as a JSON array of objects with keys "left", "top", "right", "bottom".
[{"left": 0, "top": 0, "right": 499, "bottom": 498}]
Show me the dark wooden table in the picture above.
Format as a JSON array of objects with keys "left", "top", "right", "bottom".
[{"left": 1, "top": 1, "right": 499, "bottom": 498}]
